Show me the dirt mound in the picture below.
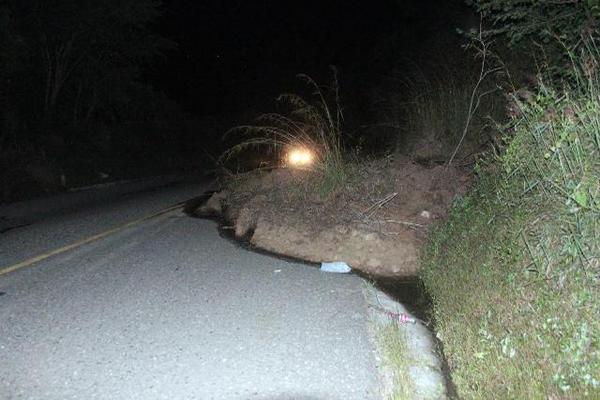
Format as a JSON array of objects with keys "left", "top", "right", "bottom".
[{"left": 197, "top": 156, "right": 471, "bottom": 277}]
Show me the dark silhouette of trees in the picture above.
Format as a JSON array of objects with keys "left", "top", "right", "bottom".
[
  {"left": 0, "top": 0, "right": 186, "bottom": 199},
  {"left": 9, "top": 0, "right": 172, "bottom": 128}
]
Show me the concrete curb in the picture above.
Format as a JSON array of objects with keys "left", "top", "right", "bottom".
[{"left": 363, "top": 282, "right": 448, "bottom": 400}]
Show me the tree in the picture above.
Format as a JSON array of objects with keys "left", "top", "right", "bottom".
[
  {"left": 10, "top": 0, "right": 173, "bottom": 128},
  {"left": 0, "top": 0, "right": 180, "bottom": 198},
  {"left": 0, "top": 4, "right": 27, "bottom": 147},
  {"left": 469, "top": 0, "right": 599, "bottom": 51}
]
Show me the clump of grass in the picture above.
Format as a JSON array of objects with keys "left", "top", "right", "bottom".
[
  {"left": 421, "top": 46, "right": 600, "bottom": 398},
  {"left": 379, "top": 324, "right": 415, "bottom": 400},
  {"left": 221, "top": 67, "right": 348, "bottom": 195}
]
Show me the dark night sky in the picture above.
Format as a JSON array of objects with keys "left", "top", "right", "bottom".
[{"left": 153, "top": 0, "right": 469, "bottom": 116}]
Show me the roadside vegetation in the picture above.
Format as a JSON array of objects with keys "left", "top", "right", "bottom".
[
  {"left": 379, "top": 324, "right": 415, "bottom": 399},
  {"left": 419, "top": 2, "right": 599, "bottom": 398},
  {"left": 422, "top": 53, "right": 600, "bottom": 398}
]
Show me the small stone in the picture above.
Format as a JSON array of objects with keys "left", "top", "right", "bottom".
[
  {"left": 420, "top": 210, "right": 431, "bottom": 219},
  {"left": 363, "top": 232, "right": 378, "bottom": 241}
]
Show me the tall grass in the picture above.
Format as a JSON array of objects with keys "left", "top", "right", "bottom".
[
  {"left": 421, "top": 47, "right": 600, "bottom": 398},
  {"left": 221, "top": 67, "right": 347, "bottom": 192},
  {"left": 374, "top": 56, "right": 505, "bottom": 161}
]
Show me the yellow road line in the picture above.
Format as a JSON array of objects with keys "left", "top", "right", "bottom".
[{"left": 0, "top": 203, "right": 183, "bottom": 277}]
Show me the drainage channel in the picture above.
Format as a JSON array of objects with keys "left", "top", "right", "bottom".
[{"left": 184, "top": 192, "right": 458, "bottom": 399}]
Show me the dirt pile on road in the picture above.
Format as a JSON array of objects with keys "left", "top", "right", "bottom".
[{"left": 196, "top": 156, "right": 471, "bottom": 277}]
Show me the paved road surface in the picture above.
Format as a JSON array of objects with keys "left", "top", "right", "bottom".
[{"left": 0, "top": 179, "right": 381, "bottom": 399}]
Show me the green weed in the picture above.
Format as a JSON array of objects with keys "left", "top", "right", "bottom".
[{"left": 379, "top": 324, "right": 415, "bottom": 400}]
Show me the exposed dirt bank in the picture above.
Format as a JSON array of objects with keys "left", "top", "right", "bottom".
[{"left": 194, "top": 156, "right": 471, "bottom": 277}]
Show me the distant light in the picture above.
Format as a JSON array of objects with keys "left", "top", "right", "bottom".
[{"left": 287, "top": 147, "right": 314, "bottom": 167}]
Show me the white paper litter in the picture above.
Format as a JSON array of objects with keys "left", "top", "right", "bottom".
[{"left": 320, "top": 261, "right": 352, "bottom": 273}]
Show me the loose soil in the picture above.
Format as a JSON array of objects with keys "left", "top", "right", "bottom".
[{"left": 194, "top": 155, "right": 471, "bottom": 278}]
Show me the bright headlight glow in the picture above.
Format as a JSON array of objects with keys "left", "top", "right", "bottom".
[{"left": 287, "top": 147, "right": 314, "bottom": 167}]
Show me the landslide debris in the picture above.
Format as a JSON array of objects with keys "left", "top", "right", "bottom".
[{"left": 196, "top": 156, "right": 471, "bottom": 277}]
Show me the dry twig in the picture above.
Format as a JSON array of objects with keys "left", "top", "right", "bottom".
[
  {"left": 447, "top": 19, "right": 501, "bottom": 168},
  {"left": 361, "top": 192, "right": 398, "bottom": 220},
  {"left": 384, "top": 219, "right": 426, "bottom": 228}
]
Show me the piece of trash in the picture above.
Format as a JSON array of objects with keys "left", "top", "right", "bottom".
[
  {"left": 371, "top": 303, "right": 418, "bottom": 325},
  {"left": 274, "top": 269, "right": 282, "bottom": 273},
  {"left": 397, "top": 313, "right": 417, "bottom": 324},
  {"left": 420, "top": 210, "right": 431, "bottom": 219},
  {"left": 320, "top": 261, "right": 352, "bottom": 273}
]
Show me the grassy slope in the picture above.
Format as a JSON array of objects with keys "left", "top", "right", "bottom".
[{"left": 421, "top": 78, "right": 599, "bottom": 398}]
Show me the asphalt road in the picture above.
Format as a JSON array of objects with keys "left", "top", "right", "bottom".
[{"left": 0, "top": 179, "right": 381, "bottom": 399}]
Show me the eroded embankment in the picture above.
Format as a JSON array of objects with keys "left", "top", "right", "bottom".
[{"left": 194, "top": 156, "right": 470, "bottom": 278}]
